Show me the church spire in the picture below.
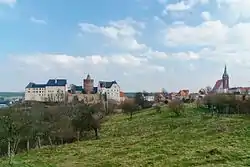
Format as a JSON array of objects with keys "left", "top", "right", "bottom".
[
  {"left": 223, "top": 64, "right": 227, "bottom": 75},
  {"left": 222, "top": 64, "right": 229, "bottom": 90}
]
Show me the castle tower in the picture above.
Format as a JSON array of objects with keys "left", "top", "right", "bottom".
[
  {"left": 83, "top": 74, "right": 94, "bottom": 94},
  {"left": 222, "top": 65, "right": 229, "bottom": 90}
]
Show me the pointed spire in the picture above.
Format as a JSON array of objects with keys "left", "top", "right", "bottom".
[
  {"left": 86, "top": 74, "right": 91, "bottom": 79},
  {"left": 224, "top": 64, "right": 227, "bottom": 75}
]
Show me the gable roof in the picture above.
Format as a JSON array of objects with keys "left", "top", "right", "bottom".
[
  {"left": 212, "top": 79, "right": 222, "bottom": 92},
  {"left": 25, "top": 82, "right": 46, "bottom": 88},
  {"left": 26, "top": 79, "right": 67, "bottom": 89},
  {"left": 75, "top": 86, "right": 83, "bottom": 91},
  {"left": 99, "top": 81, "right": 117, "bottom": 88},
  {"left": 178, "top": 89, "right": 189, "bottom": 95},
  {"left": 46, "top": 79, "right": 67, "bottom": 86}
]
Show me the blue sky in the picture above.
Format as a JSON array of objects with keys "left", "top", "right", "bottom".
[{"left": 1, "top": 0, "right": 250, "bottom": 92}]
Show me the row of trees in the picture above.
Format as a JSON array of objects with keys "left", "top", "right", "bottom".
[
  {"left": 0, "top": 102, "right": 107, "bottom": 158},
  {"left": 200, "top": 94, "right": 250, "bottom": 114}
]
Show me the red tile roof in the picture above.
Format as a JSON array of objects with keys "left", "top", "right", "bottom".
[
  {"left": 120, "top": 91, "right": 125, "bottom": 97},
  {"left": 240, "top": 87, "right": 250, "bottom": 91},
  {"left": 212, "top": 79, "right": 222, "bottom": 91}
]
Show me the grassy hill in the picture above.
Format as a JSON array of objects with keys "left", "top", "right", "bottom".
[{"left": 1, "top": 107, "right": 250, "bottom": 167}]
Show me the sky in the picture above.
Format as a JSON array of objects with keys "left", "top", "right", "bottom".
[{"left": 1, "top": 0, "right": 250, "bottom": 92}]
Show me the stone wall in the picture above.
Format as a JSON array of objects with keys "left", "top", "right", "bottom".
[{"left": 68, "top": 93, "right": 100, "bottom": 104}]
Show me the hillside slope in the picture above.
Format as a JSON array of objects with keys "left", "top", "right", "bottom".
[{"left": 1, "top": 108, "right": 250, "bottom": 167}]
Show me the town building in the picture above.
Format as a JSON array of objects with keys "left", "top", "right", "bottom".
[
  {"left": 120, "top": 91, "right": 127, "bottom": 102},
  {"left": 142, "top": 92, "right": 155, "bottom": 102},
  {"left": 178, "top": 89, "right": 189, "bottom": 99},
  {"left": 98, "top": 81, "right": 120, "bottom": 102},
  {"left": 228, "top": 87, "right": 250, "bottom": 94},
  {"left": 24, "top": 79, "right": 67, "bottom": 102},
  {"left": 83, "top": 74, "right": 94, "bottom": 94},
  {"left": 67, "top": 74, "right": 98, "bottom": 95},
  {"left": 212, "top": 65, "right": 229, "bottom": 93}
]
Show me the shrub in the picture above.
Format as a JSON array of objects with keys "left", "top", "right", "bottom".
[
  {"left": 168, "top": 99, "right": 185, "bottom": 116},
  {"left": 142, "top": 100, "right": 153, "bottom": 109},
  {"left": 154, "top": 104, "right": 161, "bottom": 113},
  {"left": 202, "top": 94, "right": 250, "bottom": 115},
  {"left": 121, "top": 100, "right": 138, "bottom": 119}
]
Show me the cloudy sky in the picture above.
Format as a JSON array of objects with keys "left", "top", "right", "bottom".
[{"left": 0, "top": 0, "right": 250, "bottom": 92}]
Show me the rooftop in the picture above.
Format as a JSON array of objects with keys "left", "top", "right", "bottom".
[
  {"left": 99, "top": 81, "right": 117, "bottom": 88},
  {"left": 26, "top": 79, "right": 67, "bottom": 88}
]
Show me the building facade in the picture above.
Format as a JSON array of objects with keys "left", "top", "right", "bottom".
[
  {"left": 98, "top": 81, "right": 120, "bottom": 102},
  {"left": 212, "top": 65, "right": 230, "bottom": 93},
  {"left": 83, "top": 74, "right": 94, "bottom": 94},
  {"left": 25, "top": 79, "right": 67, "bottom": 102}
]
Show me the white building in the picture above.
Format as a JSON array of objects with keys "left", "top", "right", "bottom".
[
  {"left": 98, "top": 81, "right": 120, "bottom": 102},
  {"left": 24, "top": 79, "right": 67, "bottom": 102},
  {"left": 144, "top": 95, "right": 155, "bottom": 102}
]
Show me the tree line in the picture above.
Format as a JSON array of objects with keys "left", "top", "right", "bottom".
[
  {"left": 0, "top": 92, "right": 154, "bottom": 159},
  {"left": 198, "top": 93, "right": 250, "bottom": 115},
  {"left": 0, "top": 101, "right": 108, "bottom": 158}
]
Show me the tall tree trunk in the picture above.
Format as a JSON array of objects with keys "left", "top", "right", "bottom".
[
  {"left": 12, "top": 138, "right": 20, "bottom": 155},
  {"left": 94, "top": 128, "right": 99, "bottom": 140},
  {"left": 37, "top": 136, "right": 41, "bottom": 148},
  {"left": 76, "top": 131, "right": 80, "bottom": 141},
  {"left": 26, "top": 139, "right": 30, "bottom": 152},
  {"left": 7, "top": 139, "right": 11, "bottom": 158},
  {"left": 48, "top": 136, "right": 53, "bottom": 147}
]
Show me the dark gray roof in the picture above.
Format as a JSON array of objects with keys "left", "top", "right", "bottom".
[
  {"left": 75, "top": 86, "right": 83, "bottom": 91},
  {"left": 25, "top": 82, "right": 46, "bottom": 88},
  {"left": 46, "top": 79, "right": 67, "bottom": 86},
  {"left": 26, "top": 79, "right": 67, "bottom": 88},
  {"left": 99, "top": 81, "right": 117, "bottom": 88}
]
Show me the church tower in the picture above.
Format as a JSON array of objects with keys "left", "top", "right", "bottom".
[
  {"left": 83, "top": 74, "right": 94, "bottom": 94},
  {"left": 222, "top": 65, "right": 229, "bottom": 90}
]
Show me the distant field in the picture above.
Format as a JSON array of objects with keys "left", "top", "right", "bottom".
[
  {"left": 1, "top": 106, "right": 250, "bottom": 167},
  {"left": 0, "top": 92, "right": 24, "bottom": 97}
]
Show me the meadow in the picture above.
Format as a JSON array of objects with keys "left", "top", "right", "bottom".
[{"left": 1, "top": 105, "right": 250, "bottom": 167}]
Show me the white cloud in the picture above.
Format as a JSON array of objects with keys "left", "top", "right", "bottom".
[
  {"left": 30, "top": 17, "right": 47, "bottom": 25},
  {"left": 166, "top": 1, "right": 191, "bottom": 11},
  {"left": 201, "top": 11, "right": 211, "bottom": 20},
  {"left": 217, "top": 0, "right": 250, "bottom": 18},
  {"left": 164, "top": 20, "right": 229, "bottom": 47},
  {"left": 163, "top": 0, "right": 210, "bottom": 13},
  {"left": 161, "top": 16, "right": 250, "bottom": 88},
  {"left": 171, "top": 51, "right": 200, "bottom": 60},
  {"left": 0, "top": 0, "right": 16, "bottom": 6},
  {"left": 79, "top": 18, "right": 146, "bottom": 51},
  {"left": 9, "top": 53, "right": 166, "bottom": 90},
  {"left": 164, "top": 20, "right": 250, "bottom": 51}
]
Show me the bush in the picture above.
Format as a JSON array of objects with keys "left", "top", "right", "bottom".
[
  {"left": 142, "top": 100, "right": 153, "bottom": 109},
  {"left": 201, "top": 94, "right": 250, "bottom": 115},
  {"left": 154, "top": 104, "right": 161, "bottom": 113},
  {"left": 121, "top": 100, "right": 138, "bottom": 119},
  {"left": 168, "top": 99, "right": 185, "bottom": 116}
]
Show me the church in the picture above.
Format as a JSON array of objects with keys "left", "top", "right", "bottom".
[
  {"left": 212, "top": 65, "right": 229, "bottom": 93},
  {"left": 212, "top": 65, "right": 250, "bottom": 94}
]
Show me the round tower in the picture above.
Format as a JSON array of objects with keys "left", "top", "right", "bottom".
[{"left": 83, "top": 74, "right": 94, "bottom": 94}]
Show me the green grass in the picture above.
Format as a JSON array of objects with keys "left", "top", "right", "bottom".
[{"left": 1, "top": 107, "right": 250, "bottom": 167}]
